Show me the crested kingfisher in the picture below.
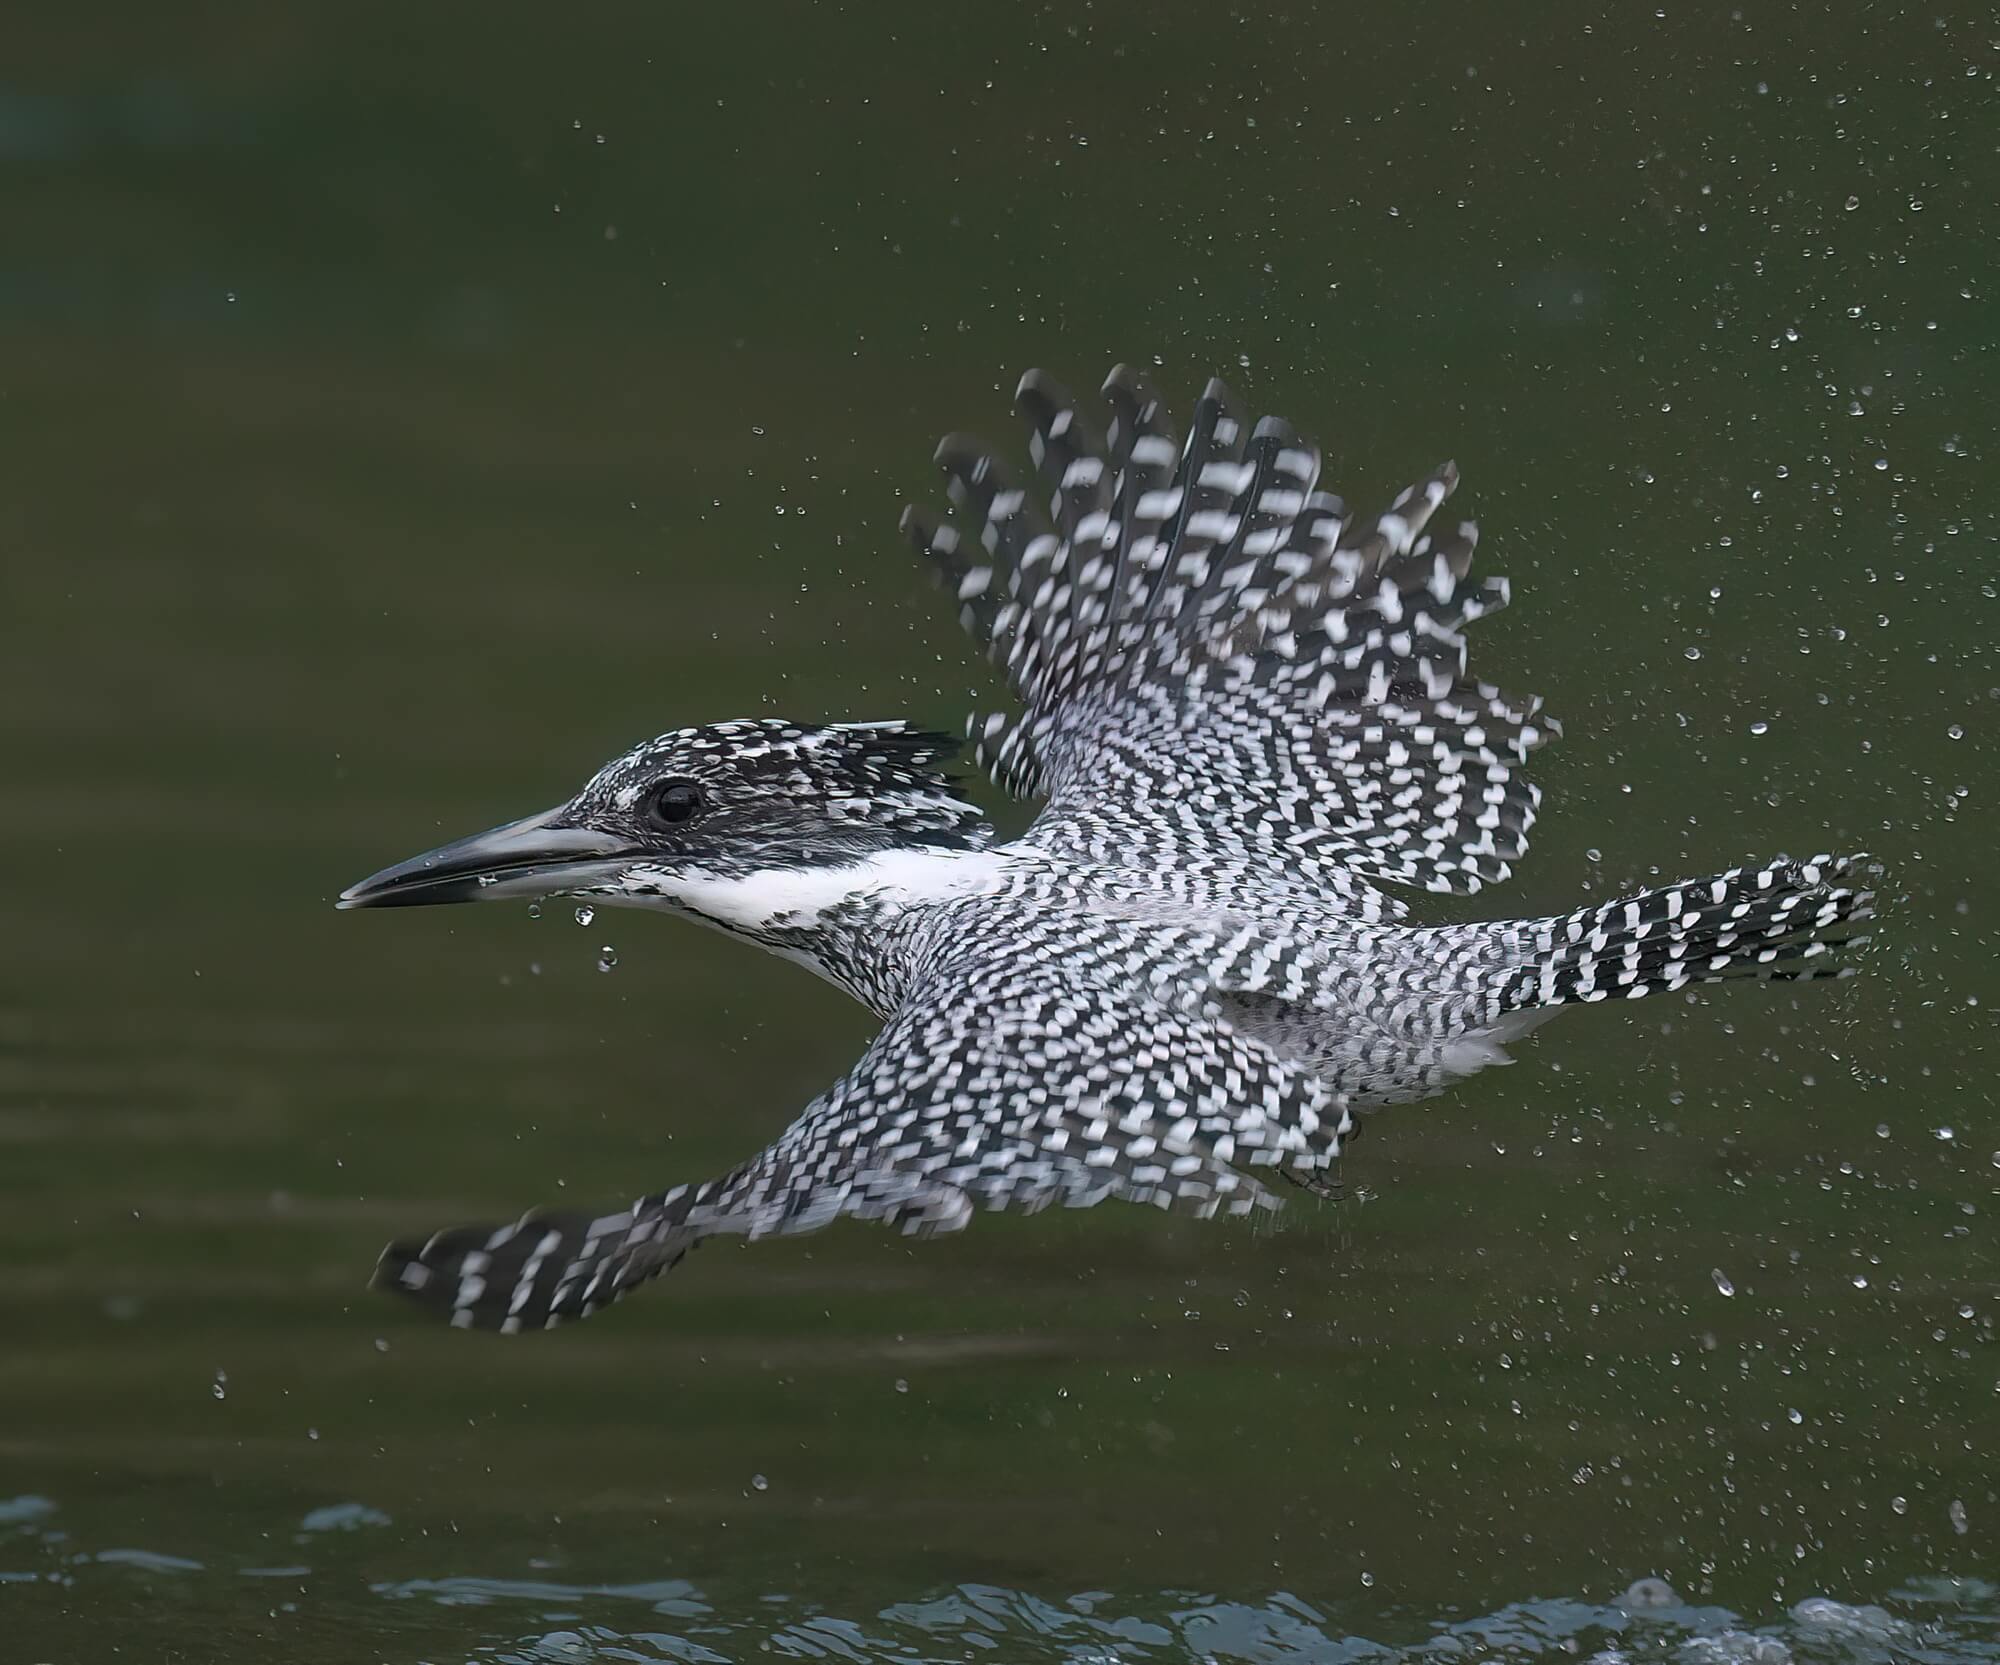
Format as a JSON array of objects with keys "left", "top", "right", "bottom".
[{"left": 340, "top": 365, "right": 1874, "bottom": 1332}]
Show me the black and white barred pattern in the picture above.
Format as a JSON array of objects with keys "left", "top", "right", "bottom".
[
  {"left": 371, "top": 367, "right": 1875, "bottom": 1331},
  {"left": 901, "top": 368, "right": 1545, "bottom": 904},
  {"left": 380, "top": 934, "right": 1347, "bottom": 1329}
]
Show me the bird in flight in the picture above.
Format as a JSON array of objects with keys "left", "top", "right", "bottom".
[{"left": 340, "top": 365, "right": 1873, "bottom": 1332}]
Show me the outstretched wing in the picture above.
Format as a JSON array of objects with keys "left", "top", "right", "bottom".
[
  {"left": 374, "top": 956, "right": 1347, "bottom": 1331},
  {"left": 901, "top": 368, "right": 1558, "bottom": 915}
]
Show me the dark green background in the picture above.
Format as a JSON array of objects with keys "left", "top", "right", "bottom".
[{"left": 3, "top": 4, "right": 1993, "bottom": 1660}]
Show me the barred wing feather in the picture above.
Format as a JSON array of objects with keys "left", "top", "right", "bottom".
[
  {"left": 902, "top": 367, "right": 1556, "bottom": 911},
  {"left": 374, "top": 955, "right": 1341, "bottom": 1332}
]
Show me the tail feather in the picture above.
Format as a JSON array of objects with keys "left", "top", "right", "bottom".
[
  {"left": 372, "top": 1190, "right": 703, "bottom": 1333},
  {"left": 1501, "top": 854, "right": 1877, "bottom": 1011}
]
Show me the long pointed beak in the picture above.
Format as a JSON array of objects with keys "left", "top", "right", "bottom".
[{"left": 337, "top": 806, "right": 639, "bottom": 910}]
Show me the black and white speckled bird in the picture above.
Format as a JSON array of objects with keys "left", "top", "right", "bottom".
[{"left": 339, "top": 365, "right": 1875, "bottom": 1332}]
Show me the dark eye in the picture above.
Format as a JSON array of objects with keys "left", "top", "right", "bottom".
[{"left": 646, "top": 781, "right": 704, "bottom": 828}]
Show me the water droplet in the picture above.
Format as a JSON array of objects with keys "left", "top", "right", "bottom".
[
  {"left": 1750, "top": 721, "right": 1769, "bottom": 736},
  {"left": 893, "top": 1378, "right": 910, "bottom": 1394},
  {"left": 751, "top": 1473, "right": 769, "bottom": 1492},
  {"left": 211, "top": 1369, "right": 228, "bottom": 1401},
  {"left": 597, "top": 946, "right": 618, "bottom": 974},
  {"left": 1844, "top": 195, "right": 1861, "bottom": 211},
  {"left": 1948, "top": 725, "right": 1965, "bottom": 741},
  {"left": 1788, "top": 1407, "right": 1803, "bottom": 1425},
  {"left": 574, "top": 904, "right": 595, "bottom": 927},
  {"left": 1621, "top": 1578, "right": 1678, "bottom": 1609},
  {"left": 1936, "top": 1126, "right": 1956, "bottom": 1142},
  {"left": 1949, "top": 1498, "right": 1970, "bottom": 1534},
  {"left": 527, "top": 902, "right": 542, "bottom": 920},
  {"left": 1684, "top": 646, "right": 1703, "bottom": 661},
  {"left": 1711, "top": 1268, "right": 1736, "bottom": 1297},
  {"left": 1852, "top": 1274, "right": 1870, "bottom": 1290},
  {"left": 1891, "top": 1494, "right": 1908, "bottom": 1515}
]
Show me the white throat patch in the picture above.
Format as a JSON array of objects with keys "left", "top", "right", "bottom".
[{"left": 637, "top": 845, "right": 1013, "bottom": 933}]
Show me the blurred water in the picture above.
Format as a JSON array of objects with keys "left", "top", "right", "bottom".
[
  {"left": 3, "top": 2, "right": 1994, "bottom": 1660},
  {"left": 7, "top": 1484, "right": 1998, "bottom": 1665}
]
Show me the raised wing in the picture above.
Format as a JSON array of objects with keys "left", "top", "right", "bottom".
[
  {"left": 374, "top": 954, "right": 1346, "bottom": 1331},
  {"left": 901, "top": 368, "right": 1558, "bottom": 912}
]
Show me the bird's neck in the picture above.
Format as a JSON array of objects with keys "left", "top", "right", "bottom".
[{"left": 648, "top": 843, "right": 1018, "bottom": 1012}]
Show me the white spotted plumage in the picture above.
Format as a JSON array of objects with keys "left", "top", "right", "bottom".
[{"left": 366, "top": 365, "right": 1875, "bottom": 1331}]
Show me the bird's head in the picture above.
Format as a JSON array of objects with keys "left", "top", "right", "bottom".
[{"left": 337, "top": 720, "right": 990, "bottom": 916}]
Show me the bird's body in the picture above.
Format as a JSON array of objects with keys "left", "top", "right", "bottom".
[{"left": 341, "top": 366, "right": 1874, "bottom": 1332}]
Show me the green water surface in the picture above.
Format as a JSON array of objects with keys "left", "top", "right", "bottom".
[{"left": 2, "top": 4, "right": 1994, "bottom": 1660}]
